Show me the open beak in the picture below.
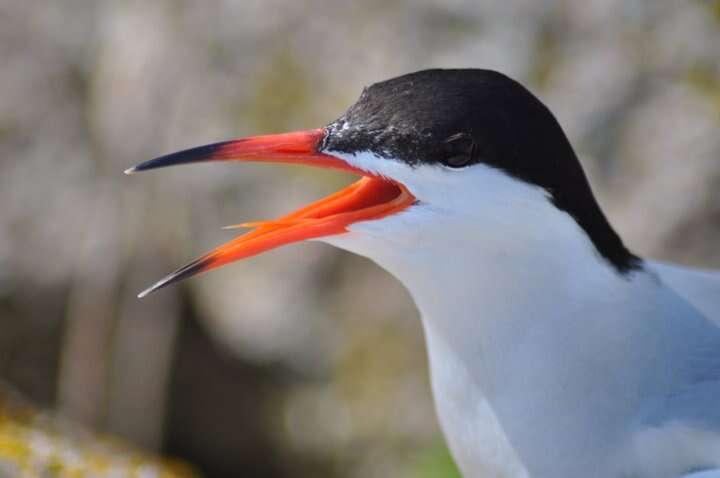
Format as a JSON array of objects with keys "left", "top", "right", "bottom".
[{"left": 126, "top": 128, "right": 415, "bottom": 298}]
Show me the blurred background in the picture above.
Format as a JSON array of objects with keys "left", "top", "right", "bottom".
[{"left": 1, "top": 0, "right": 719, "bottom": 476}]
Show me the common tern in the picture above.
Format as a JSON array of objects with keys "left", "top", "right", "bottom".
[{"left": 127, "top": 69, "right": 720, "bottom": 478}]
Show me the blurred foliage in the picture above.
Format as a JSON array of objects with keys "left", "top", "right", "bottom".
[
  {"left": 686, "top": 62, "right": 720, "bottom": 118},
  {"left": 705, "top": 0, "right": 720, "bottom": 24},
  {"left": 0, "top": 1, "right": 719, "bottom": 477},
  {"left": 412, "top": 443, "right": 462, "bottom": 478},
  {"left": 244, "top": 48, "right": 314, "bottom": 132},
  {"left": 0, "top": 386, "right": 198, "bottom": 478}
]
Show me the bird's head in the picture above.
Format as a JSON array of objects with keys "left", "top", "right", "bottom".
[{"left": 128, "top": 69, "right": 638, "bottom": 298}]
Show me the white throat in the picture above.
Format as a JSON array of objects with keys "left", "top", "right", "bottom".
[{"left": 320, "top": 157, "right": 665, "bottom": 477}]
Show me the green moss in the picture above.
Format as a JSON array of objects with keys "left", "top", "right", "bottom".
[
  {"left": 413, "top": 442, "right": 462, "bottom": 478},
  {"left": 0, "top": 392, "right": 200, "bottom": 477}
]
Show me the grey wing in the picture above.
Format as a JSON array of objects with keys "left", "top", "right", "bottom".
[
  {"left": 651, "top": 261, "right": 720, "bottom": 326},
  {"left": 635, "top": 380, "right": 720, "bottom": 475},
  {"left": 634, "top": 270, "right": 720, "bottom": 474},
  {"left": 649, "top": 260, "right": 720, "bottom": 429}
]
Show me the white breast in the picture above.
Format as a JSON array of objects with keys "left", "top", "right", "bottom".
[
  {"left": 422, "top": 318, "right": 529, "bottom": 478},
  {"left": 321, "top": 161, "right": 720, "bottom": 478},
  {"left": 406, "top": 250, "right": 720, "bottom": 478}
]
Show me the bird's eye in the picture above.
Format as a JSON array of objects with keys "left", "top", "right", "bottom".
[
  {"left": 441, "top": 133, "right": 476, "bottom": 168},
  {"left": 442, "top": 153, "right": 472, "bottom": 168}
]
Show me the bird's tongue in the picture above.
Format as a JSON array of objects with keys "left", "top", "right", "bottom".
[{"left": 129, "top": 129, "right": 414, "bottom": 298}]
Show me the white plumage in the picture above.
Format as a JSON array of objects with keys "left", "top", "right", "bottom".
[{"left": 323, "top": 152, "right": 720, "bottom": 478}]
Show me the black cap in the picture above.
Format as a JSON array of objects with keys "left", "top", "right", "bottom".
[{"left": 322, "top": 69, "right": 641, "bottom": 273}]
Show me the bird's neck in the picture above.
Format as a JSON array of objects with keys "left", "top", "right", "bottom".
[
  {"left": 378, "top": 184, "right": 635, "bottom": 335},
  {"left": 358, "top": 194, "right": 655, "bottom": 477},
  {"left": 390, "top": 207, "right": 631, "bottom": 378}
]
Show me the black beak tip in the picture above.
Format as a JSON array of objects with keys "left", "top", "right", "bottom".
[
  {"left": 137, "top": 256, "right": 216, "bottom": 299},
  {"left": 125, "top": 142, "right": 231, "bottom": 177},
  {"left": 137, "top": 274, "right": 174, "bottom": 298},
  {"left": 123, "top": 156, "right": 170, "bottom": 175},
  {"left": 124, "top": 159, "right": 159, "bottom": 175}
]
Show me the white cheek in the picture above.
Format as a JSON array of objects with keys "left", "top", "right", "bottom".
[
  {"left": 324, "top": 149, "right": 408, "bottom": 178},
  {"left": 324, "top": 149, "right": 544, "bottom": 214},
  {"left": 317, "top": 205, "right": 434, "bottom": 269},
  {"left": 325, "top": 149, "right": 444, "bottom": 198},
  {"left": 347, "top": 205, "right": 432, "bottom": 240},
  {"left": 319, "top": 150, "right": 560, "bottom": 257}
]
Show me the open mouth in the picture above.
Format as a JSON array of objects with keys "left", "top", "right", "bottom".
[{"left": 125, "top": 128, "right": 415, "bottom": 297}]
